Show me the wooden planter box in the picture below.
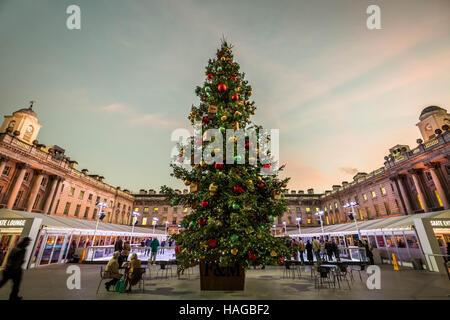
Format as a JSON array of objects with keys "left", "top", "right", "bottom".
[{"left": 199, "top": 261, "right": 245, "bottom": 291}]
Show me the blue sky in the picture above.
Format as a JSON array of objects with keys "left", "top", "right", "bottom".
[{"left": 1, "top": 0, "right": 449, "bottom": 193}]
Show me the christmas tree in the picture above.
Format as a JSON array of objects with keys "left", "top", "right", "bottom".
[{"left": 161, "top": 40, "right": 291, "bottom": 273}]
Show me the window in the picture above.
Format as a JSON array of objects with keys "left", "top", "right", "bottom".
[
  {"left": 144, "top": 207, "right": 149, "bottom": 213},
  {"left": 365, "top": 207, "right": 371, "bottom": 218},
  {"left": 68, "top": 187, "right": 75, "bottom": 196},
  {"left": 358, "top": 208, "right": 363, "bottom": 220},
  {"left": 2, "top": 166, "right": 11, "bottom": 176},
  {"left": 88, "top": 193, "right": 93, "bottom": 201},
  {"left": 23, "top": 172, "right": 30, "bottom": 182},
  {"left": 391, "top": 184, "right": 395, "bottom": 192},
  {"left": 288, "top": 217, "right": 292, "bottom": 224},
  {"left": 134, "top": 207, "right": 139, "bottom": 212},
  {"left": 92, "top": 208, "right": 98, "bottom": 220},
  {"left": 64, "top": 202, "right": 71, "bottom": 215},
  {"left": 445, "top": 165, "right": 450, "bottom": 176},
  {"left": 33, "top": 194, "right": 40, "bottom": 209},
  {"left": 84, "top": 207, "right": 90, "bottom": 218},
  {"left": 154, "top": 207, "right": 159, "bottom": 212},
  {"left": 296, "top": 207, "right": 301, "bottom": 212},
  {"left": 163, "top": 207, "right": 168, "bottom": 212},
  {"left": 74, "top": 204, "right": 81, "bottom": 217},
  {"left": 316, "top": 207, "right": 319, "bottom": 212},
  {"left": 374, "top": 204, "right": 380, "bottom": 216},
  {"left": 362, "top": 194, "right": 367, "bottom": 201},
  {"left": 13, "top": 190, "right": 23, "bottom": 207},
  {"left": 173, "top": 207, "right": 178, "bottom": 213},
  {"left": 40, "top": 177, "right": 46, "bottom": 186},
  {"left": 380, "top": 187, "right": 387, "bottom": 196},
  {"left": 305, "top": 207, "right": 311, "bottom": 212},
  {"left": 183, "top": 207, "right": 188, "bottom": 213},
  {"left": 109, "top": 200, "right": 113, "bottom": 208},
  {"left": 371, "top": 191, "right": 377, "bottom": 198},
  {"left": 384, "top": 202, "right": 391, "bottom": 215},
  {"left": 54, "top": 200, "right": 60, "bottom": 213},
  {"left": 172, "top": 218, "right": 177, "bottom": 224},
  {"left": 96, "top": 196, "right": 100, "bottom": 203},
  {"left": 307, "top": 218, "right": 311, "bottom": 224},
  {"left": 79, "top": 191, "right": 85, "bottom": 199},
  {"left": 334, "top": 202, "right": 338, "bottom": 209},
  {"left": 425, "top": 172, "right": 433, "bottom": 181},
  {"left": 142, "top": 217, "right": 147, "bottom": 225},
  {"left": 162, "top": 217, "right": 167, "bottom": 224}
]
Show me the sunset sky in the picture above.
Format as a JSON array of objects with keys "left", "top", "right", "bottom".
[{"left": 1, "top": 0, "right": 449, "bottom": 193}]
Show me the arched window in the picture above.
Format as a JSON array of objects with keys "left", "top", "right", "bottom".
[
  {"left": 23, "top": 125, "right": 34, "bottom": 142},
  {"left": 8, "top": 120, "right": 16, "bottom": 128}
]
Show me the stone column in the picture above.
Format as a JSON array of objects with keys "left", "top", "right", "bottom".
[
  {"left": 48, "top": 177, "right": 64, "bottom": 215},
  {"left": 409, "top": 169, "right": 430, "bottom": 212},
  {"left": 0, "top": 155, "right": 10, "bottom": 176},
  {"left": 396, "top": 175, "right": 414, "bottom": 214},
  {"left": 426, "top": 162, "right": 450, "bottom": 209},
  {"left": 42, "top": 176, "right": 59, "bottom": 214},
  {"left": 26, "top": 170, "right": 45, "bottom": 212},
  {"left": 6, "top": 163, "right": 29, "bottom": 209}
]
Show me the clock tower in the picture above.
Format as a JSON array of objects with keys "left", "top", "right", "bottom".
[
  {"left": 0, "top": 101, "right": 42, "bottom": 144},
  {"left": 416, "top": 106, "right": 449, "bottom": 142}
]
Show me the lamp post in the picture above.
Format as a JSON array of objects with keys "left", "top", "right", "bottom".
[
  {"left": 344, "top": 201, "right": 361, "bottom": 241},
  {"left": 152, "top": 217, "right": 159, "bottom": 234},
  {"left": 130, "top": 210, "right": 140, "bottom": 244},
  {"left": 91, "top": 201, "right": 108, "bottom": 261},
  {"left": 282, "top": 221, "right": 286, "bottom": 234},
  {"left": 295, "top": 217, "right": 302, "bottom": 236},
  {"left": 315, "top": 211, "right": 325, "bottom": 241},
  {"left": 272, "top": 224, "right": 276, "bottom": 236}
]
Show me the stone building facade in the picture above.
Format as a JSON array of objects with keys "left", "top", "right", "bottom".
[
  {"left": 1, "top": 104, "right": 449, "bottom": 234},
  {"left": 0, "top": 104, "right": 134, "bottom": 225}
]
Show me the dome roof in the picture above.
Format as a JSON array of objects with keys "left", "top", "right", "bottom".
[
  {"left": 420, "top": 106, "right": 444, "bottom": 118},
  {"left": 13, "top": 107, "right": 38, "bottom": 119}
]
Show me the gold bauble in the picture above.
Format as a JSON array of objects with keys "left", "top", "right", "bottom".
[
  {"left": 270, "top": 251, "right": 277, "bottom": 257},
  {"left": 184, "top": 180, "right": 191, "bottom": 186},
  {"left": 231, "top": 249, "right": 238, "bottom": 255},
  {"left": 220, "top": 57, "right": 226, "bottom": 61},
  {"left": 221, "top": 115, "right": 227, "bottom": 121}
]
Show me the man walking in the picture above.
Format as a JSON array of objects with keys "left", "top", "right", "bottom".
[
  {"left": 0, "top": 237, "right": 31, "bottom": 300},
  {"left": 150, "top": 237, "right": 160, "bottom": 265}
]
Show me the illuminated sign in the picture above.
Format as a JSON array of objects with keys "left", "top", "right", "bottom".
[
  {"left": 430, "top": 219, "right": 450, "bottom": 228},
  {"left": 0, "top": 219, "right": 26, "bottom": 227}
]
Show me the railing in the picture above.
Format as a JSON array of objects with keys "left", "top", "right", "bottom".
[{"left": 83, "top": 245, "right": 176, "bottom": 262}]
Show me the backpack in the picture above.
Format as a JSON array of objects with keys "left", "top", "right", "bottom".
[{"left": 115, "top": 279, "right": 126, "bottom": 293}]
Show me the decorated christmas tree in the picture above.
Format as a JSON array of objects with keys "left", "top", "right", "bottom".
[{"left": 161, "top": 40, "right": 291, "bottom": 288}]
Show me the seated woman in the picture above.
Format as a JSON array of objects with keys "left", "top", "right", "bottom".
[
  {"left": 104, "top": 251, "right": 123, "bottom": 291},
  {"left": 124, "top": 253, "right": 142, "bottom": 292}
]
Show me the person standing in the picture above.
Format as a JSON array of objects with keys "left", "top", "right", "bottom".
[
  {"left": 312, "top": 237, "right": 321, "bottom": 263},
  {"left": 150, "top": 237, "right": 160, "bottom": 265},
  {"left": 364, "top": 240, "right": 374, "bottom": 265},
  {"left": 298, "top": 239, "right": 305, "bottom": 265},
  {"left": 305, "top": 240, "right": 313, "bottom": 264},
  {"left": 120, "top": 241, "right": 131, "bottom": 268},
  {"left": 0, "top": 237, "right": 31, "bottom": 300},
  {"left": 358, "top": 240, "right": 367, "bottom": 262},
  {"left": 291, "top": 238, "right": 298, "bottom": 262},
  {"left": 325, "top": 240, "right": 333, "bottom": 261},
  {"left": 160, "top": 239, "right": 166, "bottom": 255},
  {"left": 145, "top": 238, "right": 152, "bottom": 256},
  {"left": 104, "top": 251, "right": 123, "bottom": 291},
  {"left": 331, "top": 240, "right": 340, "bottom": 262},
  {"left": 114, "top": 237, "right": 123, "bottom": 253}
]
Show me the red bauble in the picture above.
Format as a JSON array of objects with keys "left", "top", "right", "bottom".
[
  {"left": 232, "top": 94, "right": 239, "bottom": 101},
  {"left": 175, "top": 245, "right": 181, "bottom": 253},
  {"left": 262, "top": 164, "right": 272, "bottom": 173},
  {"left": 202, "top": 116, "right": 210, "bottom": 124},
  {"left": 257, "top": 183, "right": 265, "bottom": 189},
  {"left": 217, "top": 83, "right": 227, "bottom": 92},
  {"left": 208, "top": 239, "right": 217, "bottom": 248},
  {"left": 245, "top": 142, "right": 252, "bottom": 149},
  {"left": 230, "top": 76, "right": 237, "bottom": 81},
  {"left": 201, "top": 201, "right": 209, "bottom": 208},
  {"left": 277, "top": 257, "right": 284, "bottom": 265},
  {"left": 207, "top": 73, "right": 213, "bottom": 79},
  {"left": 244, "top": 100, "right": 247, "bottom": 105},
  {"left": 214, "top": 163, "right": 224, "bottom": 169},
  {"left": 248, "top": 253, "right": 257, "bottom": 261},
  {"left": 198, "top": 218, "right": 207, "bottom": 226}
]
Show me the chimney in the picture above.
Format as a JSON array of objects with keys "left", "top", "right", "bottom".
[
  {"left": 148, "top": 189, "right": 156, "bottom": 195},
  {"left": 174, "top": 189, "right": 182, "bottom": 195},
  {"left": 81, "top": 169, "right": 89, "bottom": 175},
  {"left": 139, "top": 189, "right": 147, "bottom": 194},
  {"left": 332, "top": 185, "right": 340, "bottom": 191},
  {"left": 298, "top": 190, "right": 304, "bottom": 194},
  {"left": 290, "top": 190, "right": 296, "bottom": 194},
  {"left": 99, "top": 176, "right": 105, "bottom": 183},
  {"left": 307, "top": 188, "right": 314, "bottom": 194},
  {"left": 342, "top": 181, "right": 348, "bottom": 186}
]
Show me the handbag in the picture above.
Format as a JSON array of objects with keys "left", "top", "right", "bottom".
[{"left": 115, "top": 279, "right": 126, "bottom": 293}]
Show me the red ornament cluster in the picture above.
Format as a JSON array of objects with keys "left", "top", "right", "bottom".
[
  {"left": 214, "top": 163, "right": 224, "bottom": 169},
  {"left": 202, "top": 116, "right": 210, "bottom": 124},
  {"left": 232, "top": 94, "right": 239, "bottom": 101},
  {"left": 257, "top": 183, "right": 265, "bottom": 189},
  {"left": 201, "top": 201, "right": 209, "bottom": 208},
  {"left": 233, "top": 186, "right": 244, "bottom": 194},
  {"left": 198, "top": 218, "right": 207, "bottom": 226},
  {"left": 248, "top": 252, "right": 257, "bottom": 261},
  {"left": 207, "top": 73, "right": 213, "bottom": 79}
]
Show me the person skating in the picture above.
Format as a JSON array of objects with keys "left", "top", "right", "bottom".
[
  {"left": 150, "top": 237, "right": 160, "bottom": 265},
  {"left": 298, "top": 239, "right": 306, "bottom": 264},
  {"left": 305, "top": 240, "right": 313, "bottom": 264},
  {"left": 312, "top": 237, "right": 321, "bottom": 263}
]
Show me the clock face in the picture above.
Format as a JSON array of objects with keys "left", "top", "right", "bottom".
[{"left": 425, "top": 123, "right": 432, "bottom": 131}]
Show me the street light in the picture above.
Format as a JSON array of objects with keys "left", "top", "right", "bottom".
[
  {"left": 272, "top": 224, "right": 276, "bottom": 236},
  {"left": 295, "top": 217, "right": 302, "bottom": 235},
  {"left": 152, "top": 217, "right": 159, "bottom": 233},
  {"left": 343, "top": 201, "right": 361, "bottom": 241},
  {"left": 282, "top": 221, "right": 286, "bottom": 234},
  {"left": 130, "top": 210, "right": 140, "bottom": 244},
  {"left": 91, "top": 201, "right": 108, "bottom": 261},
  {"left": 315, "top": 210, "right": 325, "bottom": 241}
]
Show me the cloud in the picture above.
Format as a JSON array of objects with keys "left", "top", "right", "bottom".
[
  {"left": 339, "top": 167, "right": 359, "bottom": 176},
  {"left": 96, "top": 103, "right": 183, "bottom": 128}
]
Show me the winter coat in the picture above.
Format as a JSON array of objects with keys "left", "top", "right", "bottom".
[
  {"left": 312, "top": 239, "right": 321, "bottom": 252},
  {"left": 305, "top": 242, "right": 313, "bottom": 261},
  {"left": 122, "top": 242, "right": 131, "bottom": 256},
  {"left": 298, "top": 241, "right": 305, "bottom": 252},
  {"left": 150, "top": 238, "right": 160, "bottom": 252},
  {"left": 105, "top": 257, "right": 122, "bottom": 279}
]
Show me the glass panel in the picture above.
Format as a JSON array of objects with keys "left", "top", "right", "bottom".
[
  {"left": 376, "top": 235, "right": 385, "bottom": 247},
  {"left": 385, "top": 235, "right": 395, "bottom": 248},
  {"left": 40, "top": 236, "right": 56, "bottom": 265},
  {"left": 30, "top": 233, "right": 45, "bottom": 268},
  {"left": 50, "top": 236, "right": 65, "bottom": 263}
]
